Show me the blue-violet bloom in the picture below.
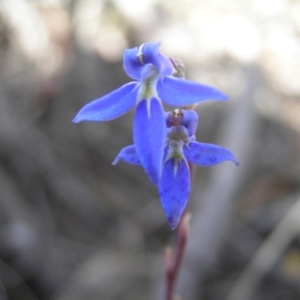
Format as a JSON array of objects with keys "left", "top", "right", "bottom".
[
  {"left": 113, "top": 109, "right": 239, "bottom": 229},
  {"left": 73, "top": 42, "right": 228, "bottom": 186}
]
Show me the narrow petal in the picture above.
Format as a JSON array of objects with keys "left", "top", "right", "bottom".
[
  {"left": 182, "top": 109, "right": 199, "bottom": 137},
  {"left": 72, "top": 82, "right": 138, "bottom": 123},
  {"left": 159, "top": 158, "right": 190, "bottom": 230},
  {"left": 123, "top": 42, "right": 173, "bottom": 80},
  {"left": 157, "top": 76, "right": 228, "bottom": 106},
  {"left": 112, "top": 145, "right": 141, "bottom": 166},
  {"left": 123, "top": 46, "right": 143, "bottom": 80},
  {"left": 134, "top": 98, "right": 166, "bottom": 186},
  {"left": 184, "top": 141, "right": 239, "bottom": 166}
]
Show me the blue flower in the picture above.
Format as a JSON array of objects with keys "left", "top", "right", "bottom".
[
  {"left": 73, "top": 42, "right": 228, "bottom": 186},
  {"left": 113, "top": 109, "right": 239, "bottom": 229}
]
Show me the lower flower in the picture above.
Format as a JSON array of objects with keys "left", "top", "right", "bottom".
[{"left": 113, "top": 109, "right": 239, "bottom": 229}]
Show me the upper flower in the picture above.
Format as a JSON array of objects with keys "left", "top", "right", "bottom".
[
  {"left": 72, "top": 42, "right": 173, "bottom": 124},
  {"left": 72, "top": 42, "right": 228, "bottom": 123},
  {"left": 113, "top": 109, "right": 239, "bottom": 229},
  {"left": 73, "top": 42, "right": 229, "bottom": 186}
]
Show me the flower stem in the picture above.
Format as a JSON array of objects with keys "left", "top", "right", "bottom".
[{"left": 165, "top": 212, "right": 190, "bottom": 300}]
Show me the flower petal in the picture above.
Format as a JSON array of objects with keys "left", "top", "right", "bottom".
[
  {"left": 142, "top": 42, "right": 173, "bottom": 77},
  {"left": 159, "top": 158, "right": 190, "bottom": 230},
  {"left": 112, "top": 145, "right": 141, "bottom": 166},
  {"left": 157, "top": 76, "right": 228, "bottom": 106},
  {"left": 72, "top": 82, "right": 138, "bottom": 123},
  {"left": 123, "top": 46, "right": 143, "bottom": 80},
  {"left": 182, "top": 109, "right": 199, "bottom": 137},
  {"left": 184, "top": 141, "right": 239, "bottom": 166},
  {"left": 134, "top": 97, "right": 166, "bottom": 186},
  {"left": 123, "top": 42, "right": 173, "bottom": 80}
]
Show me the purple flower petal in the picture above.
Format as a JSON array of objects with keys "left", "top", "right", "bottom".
[
  {"left": 184, "top": 141, "right": 239, "bottom": 166},
  {"left": 142, "top": 42, "right": 173, "bottom": 77},
  {"left": 123, "top": 46, "right": 144, "bottom": 81},
  {"left": 112, "top": 145, "right": 141, "bottom": 166},
  {"left": 134, "top": 98, "right": 166, "bottom": 186},
  {"left": 72, "top": 82, "right": 138, "bottom": 123},
  {"left": 159, "top": 158, "right": 190, "bottom": 230},
  {"left": 157, "top": 76, "right": 228, "bottom": 106},
  {"left": 123, "top": 42, "right": 173, "bottom": 80},
  {"left": 182, "top": 109, "right": 199, "bottom": 137}
]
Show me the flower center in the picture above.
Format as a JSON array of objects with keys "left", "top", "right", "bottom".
[
  {"left": 169, "top": 109, "right": 183, "bottom": 127},
  {"left": 166, "top": 140, "right": 185, "bottom": 176},
  {"left": 165, "top": 125, "right": 190, "bottom": 173},
  {"left": 168, "top": 140, "right": 184, "bottom": 160},
  {"left": 137, "top": 64, "right": 159, "bottom": 101}
]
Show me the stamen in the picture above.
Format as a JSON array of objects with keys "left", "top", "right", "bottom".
[
  {"left": 169, "top": 109, "right": 183, "bottom": 127},
  {"left": 137, "top": 43, "right": 145, "bottom": 64}
]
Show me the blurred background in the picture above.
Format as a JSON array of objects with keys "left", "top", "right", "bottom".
[{"left": 0, "top": 0, "right": 300, "bottom": 299}]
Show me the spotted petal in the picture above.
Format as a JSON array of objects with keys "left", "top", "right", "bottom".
[
  {"left": 123, "top": 42, "right": 173, "bottom": 81},
  {"left": 112, "top": 145, "right": 141, "bottom": 166},
  {"left": 184, "top": 141, "right": 239, "bottom": 166},
  {"left": 134, "top": 98, "right": 166, "bottom": 186},
  {"left": 159, "top": 158, "right": 190, "bottom": 229},
  {"left": 157, "top": 76, "right": 228, "bottom": 106},
  {"left": 72, "top": 82, "right": 138, "bottom": 123}
]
